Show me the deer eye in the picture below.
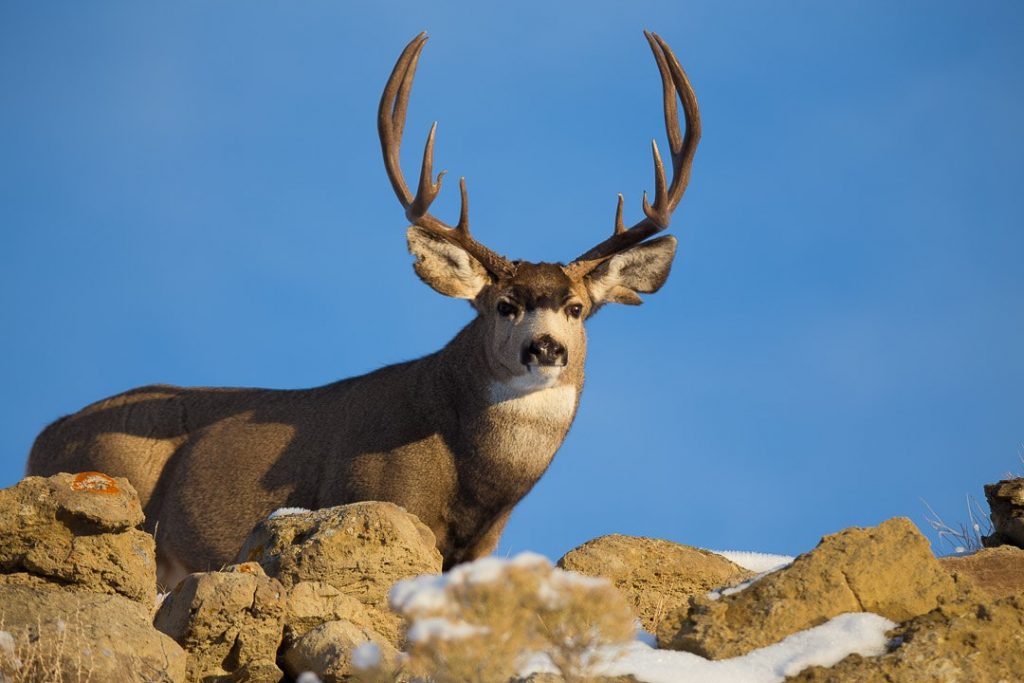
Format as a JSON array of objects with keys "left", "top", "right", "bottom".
[
  {"left": 497, "top": 301, "right": 518, "bottom": 318},
  {"left": 566, "top": 303, "right": 584, "bottom": 319}
]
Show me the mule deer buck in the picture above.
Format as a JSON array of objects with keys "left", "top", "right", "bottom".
[{"left": 27, "top": 32, "right": 700, "bottom": 585}]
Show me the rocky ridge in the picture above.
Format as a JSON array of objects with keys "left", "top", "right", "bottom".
[{"left": 1, "top": 472, "right": 1022, "bottom": 682}]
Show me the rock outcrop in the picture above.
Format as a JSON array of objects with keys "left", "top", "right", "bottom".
[
  {"left": 281, "top": 619, "right": 399, "bottom": 683},
  {"left": 0, "top": 472, "right": 155, "bottom": 605},
  {"left": 664, "top": 517, "right": 958, "bottom": 659},
  {"left": 939, "top": 544, "right": 1024, "bottom": 600},
  {"left": 982, "top": 477, "right": 1024, "bottom": 548},
  {"left": 556, "top": 534, "right": 753, "bottom": 637},
  {"left": 236, "top": 502, "right": 443, "bottom": 645},
  {"left": 0, "top": 585, "right": 186, "bottom": 683},
  {"left": 154, "top": 562, "right": 287, "bottom": 682},
  {"left": 789, "top": 592, "right": 1024, "bottom": 682},
  {"left": 284, "top": 580, "right": 378, "bottom": 643},
  {"left": 0, "top": 472, "right": 185, "bottom": 682}
]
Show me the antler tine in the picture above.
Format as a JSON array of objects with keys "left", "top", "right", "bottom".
[
  {"left": 378, "top": 33, "right": 514, "bottom": 279},
  {"left": 567, "top": 31, "right": 701, "bottom": 280}
]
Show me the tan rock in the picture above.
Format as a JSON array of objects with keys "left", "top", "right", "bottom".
[
  {"left": 939, "top": 545, "right": 1024, "bottom": 600},
  {"left": 982, "top": 477, "right": 1024, "bottom": 548},
  {"left": 286, "top": 580, "right": 377, "bottom": 643},
  {"left": 281, "top": 619, "right": 399, "bottom": 683},
  {"left": 0, "top": 473, "right": 155, "bottom": 605},
  {"left": 789, "top": 592, "right": 1024, "bottom": 682},
  {"left": 0, "top": 585, "right": 186, "bottom": 683},
  {"left": 236, "top": 502, "right": 442, "bottom": 644},
  {"left": 665, "top": 517, "right": 957, "bottom": 659},
  {"left": 153, "top": 563, "right": 287, "bottom": 682},
  {"left": 556, "top": 534, "right": 753, "bottom": 637}
]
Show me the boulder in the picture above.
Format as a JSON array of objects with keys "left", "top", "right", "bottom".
[
  {"left": 982, "top": 477, "right": 1024, "bottom": 548},
  {"left": 0, "top": 585, "right": 186, "bottom": 683},
  {"left": 281, "top": 619, "right": 399, "bottom": 683},
  {"left": 665, "top": 517, "right": 958, "bottom": 659},
  {"left": 0, "top": 472, "right": 155, "bottom": 605},
  {"left": 789, "top": 592, "right": 1024, "bottom": 682},
  {"left": 236, "top": 502, "right": 442, "bottom": 644},
  {"left": 939, "top": 545, "right": 1024, "bottom": 601},
  {"left": 285, "top": 580, "right": 377, "bottom": 644},
  {"left": 153, "top": 562, "right": 287, "bottom": 682},
  {"left": 556, "top": 534, "right": 753, "bottom": 636}
]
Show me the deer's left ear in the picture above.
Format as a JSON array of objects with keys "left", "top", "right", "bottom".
[{"left": 584, "top": 236, "right": 677, "bottom": 306}]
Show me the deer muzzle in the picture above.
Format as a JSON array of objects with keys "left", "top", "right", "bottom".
[{"left": 522, "top": 334, "right": 568, "bottom": 368}]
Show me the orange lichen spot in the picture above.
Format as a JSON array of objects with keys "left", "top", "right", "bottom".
[{"left": 70, "top": 471, "right": 120, "bottom": 494}]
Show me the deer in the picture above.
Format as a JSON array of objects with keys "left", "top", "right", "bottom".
[{"left": 26, "top": 31, "right": 700, "bottom": 588}]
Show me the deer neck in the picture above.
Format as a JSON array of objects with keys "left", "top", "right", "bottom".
[{"left": 435, "top": 318, "right": 583, "bottom": 487}]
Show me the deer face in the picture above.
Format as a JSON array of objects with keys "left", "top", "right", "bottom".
[
  {"left": 407, "top": 226, "right": 678, "bottom": 391},
  {"left": 383, "top": 31, "right": 698, "bottom": 394}
]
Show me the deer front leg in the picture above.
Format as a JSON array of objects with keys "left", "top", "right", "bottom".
[{"left": 445, "top": 509, "right": 513, "bottom": 570}]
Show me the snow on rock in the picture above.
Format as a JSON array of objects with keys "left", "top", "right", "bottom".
[
  {"left": 708, "top": 550, "right": 794, "bottom": 573},
  {"left": 706, "top": 565, "right": 789, "bottom": 601},
  {"left": 594, "top": 612, "right": 895, "bottom": 683},
  {"left": 268, "top": 506, "right": 312, "bottom": 519}
]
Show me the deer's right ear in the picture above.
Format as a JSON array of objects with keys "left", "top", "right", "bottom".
[{"left": 407, "top": 226, "right": 491, "bottom": 299}]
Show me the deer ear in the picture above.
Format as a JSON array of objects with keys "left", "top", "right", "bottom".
[
  {"left": 584, "top": 236, "right": 677, "bottom": 307},
  {"left": 407, "top": 226, "right": 491, "bottom": 299}
]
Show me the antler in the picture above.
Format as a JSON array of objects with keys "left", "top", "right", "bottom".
[
  {"left": 379, "top": 33, "right": 515, "bottom": 279},
  {"left": 565, "top": 31, "right": 701, "bottom": 280}
]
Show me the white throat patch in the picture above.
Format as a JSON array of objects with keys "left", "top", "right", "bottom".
[{"left": 488, "top": 381, "right": 577, "bottom": 422}]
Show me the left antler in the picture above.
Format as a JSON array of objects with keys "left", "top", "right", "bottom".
[{"left": 565, "top": 31, "right": 701, "bottom": 280}]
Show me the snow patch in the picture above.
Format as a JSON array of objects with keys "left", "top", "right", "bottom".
[
  {"left": 593, "top": 612, "right": 895, "bottom": 683},
  {"left": 709, "top": 549, "right": 794, "bottom": 573},
  {"left": 707, "top": 564, "right": 787, "bottom": 601},
  {"left": 268, "top": 507, "right": 311, "bottom": 519}
]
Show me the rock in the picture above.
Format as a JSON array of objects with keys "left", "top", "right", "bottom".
[
  {"left": 665, "top": 517, "right": 958, "bottom": 659},
  {"left": 285, "top": 580, "right": 377, "bottom": 644},
  {"left": 556, "top": 534, "right": 754, "bottom": 637},
  {"left": 939, "top": 545, "right": 1024, "bottom": 600},
  {"left": 982, "top": 477, "right": 1024, "bottom": 548},
  {"left": 0, "top": 585, "right": 186, "bottom": 683},
  {"left": 281, "top": 619, "right": 399, "bottom": 683},
  {"left": 0, "top": 472, "right": 155, "bottom": 605},
  {"left": 236, "top": 502, "right": 442, "bottom": 644},
  {"left": 789, "top": 592, "right": 1024, "bottom": 682},
  {"left": 153, "top": 562, "right": 287, "bottom": 682}
]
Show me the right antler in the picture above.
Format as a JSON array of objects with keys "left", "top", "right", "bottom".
[
  {"left": 379, "top": 33, "right": 515, "bottom": 279},
  {"left": 565, "top": 31, "right": 701, "bottom": 280}
]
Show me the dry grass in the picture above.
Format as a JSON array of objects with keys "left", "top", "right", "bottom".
[
  {"left": 922, "top": 494, "right": 993, "bottom": 555},
  {"left": 356, "top": 557, "right": 635, "bottom": 683},
  {"left": 0, "top": 615, "right": 93, "bottom": 683}
]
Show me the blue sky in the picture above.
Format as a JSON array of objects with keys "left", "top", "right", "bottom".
[{"left": 1, "top": 2, "right": 1022, "bottom": 560}]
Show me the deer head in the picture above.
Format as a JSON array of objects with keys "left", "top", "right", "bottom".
[{"left": 379, "top": 32, "right": 701, "bottom": 394}]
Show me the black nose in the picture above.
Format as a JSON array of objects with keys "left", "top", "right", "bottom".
[{"left": 522, "top": 334, "right": 567, "bottom": 367}]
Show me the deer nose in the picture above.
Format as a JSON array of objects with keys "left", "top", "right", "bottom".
[{"left": 522, "top": 335, "right": 567, "bottom": 367}]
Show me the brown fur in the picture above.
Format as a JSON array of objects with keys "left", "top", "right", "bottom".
[
  {"left": 27, "top": 239, "right": 674, "bottom": 584},
  {"left": 27, "top": 31, "right": 696, "bottom": 585}
]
